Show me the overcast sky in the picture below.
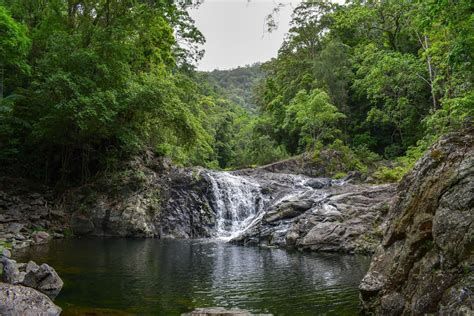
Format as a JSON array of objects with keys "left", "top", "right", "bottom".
[{"left": 188, "top": 0, "right": 302, "bottom": 71}]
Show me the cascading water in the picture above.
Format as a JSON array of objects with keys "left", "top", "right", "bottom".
[
  {"left": 206, "top": 170, "right": 341, "bottom": 241},
  {"left": 207, "top": 171, "right": 265, "bottom": 240}
]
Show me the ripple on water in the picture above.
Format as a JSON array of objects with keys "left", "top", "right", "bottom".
[{"left": 14, "top": 238, "right": 370, "bottom": 316}]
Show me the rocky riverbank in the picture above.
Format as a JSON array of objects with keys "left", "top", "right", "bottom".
[
  {"left": 0, "top": 129, "right": 471, "bottom": 315},
  {"left": 359, "top": 130, "right": 473, "bottom": 314},
  {"left": 0, "top": 151, "right": 396, "bottom": 254},
  {"left": 0, "top": 179, "right": 66, "bottom": 251},
  {"left": 0, "top": 248, "right": 63, "bottom": 315}
]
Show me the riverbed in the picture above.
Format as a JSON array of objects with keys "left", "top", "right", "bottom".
[{"left": 15, "top": 238, "right": 370, "bottom": 315}]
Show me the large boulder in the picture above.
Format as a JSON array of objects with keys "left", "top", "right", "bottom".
[
  {"left": 0, "top": 282, "right": 62, "bottom": 316},
  {"left": 359, "top": 130, "right": 473, "bottom": 315},
  {"left": 22, "top": 262, "right": 64, "bottom": 299}
]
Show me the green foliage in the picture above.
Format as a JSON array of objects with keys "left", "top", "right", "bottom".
[
  {"left": 252, "top": 0, "right": 473, "bottom": 177},
  {"left": 284, "top": 89, "right": 346, "bottom": 150},
  {"left": 0, "top": 0, "right": 471, "bottom": 184},
  {"left": 201, "top": 64, "right": 264, "bottom": 113},
  {"left": 0, "top": 0, "right": 241, "bottom": 184}
]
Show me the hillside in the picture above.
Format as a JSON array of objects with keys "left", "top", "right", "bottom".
[{"left": 200, "top": 64, "right": 264, "bottom": 113}]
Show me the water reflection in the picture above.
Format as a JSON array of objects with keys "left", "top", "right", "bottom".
[{"left": 15, "top": 239, "right": 370, "bottom": 315}]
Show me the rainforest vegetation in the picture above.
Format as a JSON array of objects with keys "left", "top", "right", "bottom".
[{"left": 0, "top": 0, "right": 472, "bottom": 186}]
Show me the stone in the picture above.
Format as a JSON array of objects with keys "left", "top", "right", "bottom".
[
  {"left": 305, "top": 178, "right": 331, "bottom": 189},
  {"left": 380, "top": 292, "right": 405, "bottom": 315},
  {"left": 52, "top": 232, "right": 64, "bottom": 239},
  {"left": 14, "top": 233, "right": 26, "bottom": 241},
  {"left": 0, "top": 282, "right": 62, "bottom": 316},
  {"left": 6, "top": 223, "right": 23, "bottom": 234},
  {"left": 2, "top": 248, "right": 11, "bottom": 258},
  {"left": 25, "top": 260, "right": 39, "bottom": 273},
  {"left": 12, "top": 240, "right": 32, "bottom": 249},
  {"left": 32, "top": 231, "right": 51, "bottom": 244},
  {"left": 233, "top": 182, "right": 396, "bottom": 254},
  {"left": 70, "top": 212, "right": 95, "bottom": 235},
  {"left": 22, "top": 263, "right": 64, "bottom": 299},
  {"left": 1, "top": 258, "right": 25, "bottom": 284},
  {"left": 359, "top": 129, "right": 474, "bottom": 315}
]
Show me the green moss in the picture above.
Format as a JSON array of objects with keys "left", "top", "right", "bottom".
[
  {"left": 63, "top": 227, "right": 74, "bottom": 238},
  {"left": 334, "top": 172, "right": 347, "bottom": 179}
]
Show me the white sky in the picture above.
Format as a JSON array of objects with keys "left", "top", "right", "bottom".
[{"left": 188, "top": 0, "right": 303, "bottom": 71}]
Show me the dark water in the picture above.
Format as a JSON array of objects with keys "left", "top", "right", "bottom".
[{"left": 15, "top": 238, "right": 370, "bottom": 316}]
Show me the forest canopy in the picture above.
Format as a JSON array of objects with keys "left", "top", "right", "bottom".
[{"left": 0, "top": 0, "right": 472, "bottom": 186}]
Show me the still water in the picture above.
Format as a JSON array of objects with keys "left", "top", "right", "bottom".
[{"left": 15, "top": 238, "right": 370, "bottom": 315}]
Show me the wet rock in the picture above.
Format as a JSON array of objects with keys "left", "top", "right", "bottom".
[
  {"left": 359, "top": 129, "right": 474, "bottom": 315},
  {"left": 264, "top": 200, "right": 313, "bottom": 223},
  {"left": 32, "top": 231, "right": 51, "bottom": 244},
  {"left": 52, "top": 232, "right": 64, "bottom": 239},
  {"left": 305, "top": 178, "right": 332, "bottom": 189},
  {"left": 12, "top": 239, "right": 32, "bottom": 249},
  {"left": 233, "top": 182, "right": 396, "bottom": 254},
  {"left": 0, "top": 282, "right": 61, "bottom": 316},
  {"left": 22, "top": 263, "right": 64, "bottom": 299}
]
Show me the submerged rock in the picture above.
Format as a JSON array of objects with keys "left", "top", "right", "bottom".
[
  {"left": 0, "top": 282, "right": 62, "bottom": 316},
  {"left": 359, "top": 130, "right": 473, "bottom": 315}
]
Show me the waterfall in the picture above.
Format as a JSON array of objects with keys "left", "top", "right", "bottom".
[
  {"left": 207, "top": 172, "right": 264, "bottom": 240},
  {"left": 206, "top": 170, "right": 338, "bottom": 241}
]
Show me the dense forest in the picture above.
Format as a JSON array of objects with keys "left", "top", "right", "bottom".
[
  {"left": 200, "top": 64, "right": 263, "bottom": 113},
  {"left": 0, "top": 0, "right": 472, "bottom": 187}
]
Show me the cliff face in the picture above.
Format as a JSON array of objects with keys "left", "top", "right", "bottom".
[
  {"left": 360, "top": 130, "right": 473, "bottom": 315},
  {"left": 64, "top": 158, "right": 217, "bottom": 239}
]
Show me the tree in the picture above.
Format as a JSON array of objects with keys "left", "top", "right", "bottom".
[
  {"left": 284, "top": 89, "right": 346, "bottom": 150},
  {"left": 0, "top": 5, "right": 30, "bottom": 100}
]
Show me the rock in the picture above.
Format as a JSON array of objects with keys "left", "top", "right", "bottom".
[
  {"left": 14, "top": 233, "right": 26, "bottom": 241},
  {"left": 70, "top": 212, "right": 95, "bottom": 235},
  {"left": 359, "top": 129, "right": 474, "bottom": 315},
  {"left": 12, "top": 239, "right": 32, "bottom": 249},
  {"left": 5, "top": 223, "right": 23, "bottom": 234},
  {"left": 52, "top": 232, "right": 64, "bottom": 239},
  {"left": 2, "top": 248, "right": 11, "bottom": 258},
  {"left": 305, "top": 178, "right": 332, "bottom": 189},
  {"left": 1, "top": 258, "right": 25, "bottom": 284},
  {"left": 263, "top": 200, "right": 313, "bottom": 223},
  {"left": 25, "top": 260, "right": 39, "bottom": 273},
  {"left": 3, "top": 233, "right": 14, "bottom": 240},
  {"left": 22, "top": 263, "right": 64, "bottom": 299},
  {"left": 32, "top": 231, "right": 51, "bottom": 244},
  {"left": 0, "top": 282, "right": 62, "bottom": 316},
  {"left": 233, "top": 182, "right": 396, "bottom": 254},
  {"left": 182, "top": 307, "right": 272, "bottom": 316}
]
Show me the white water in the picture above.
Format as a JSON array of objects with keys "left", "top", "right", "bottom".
[
  {"left": 206, "top": 171, "right": 343, "bottom": 241},
  {"left": 207, "top": 171, "right": 265, "bottom": 240}
]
